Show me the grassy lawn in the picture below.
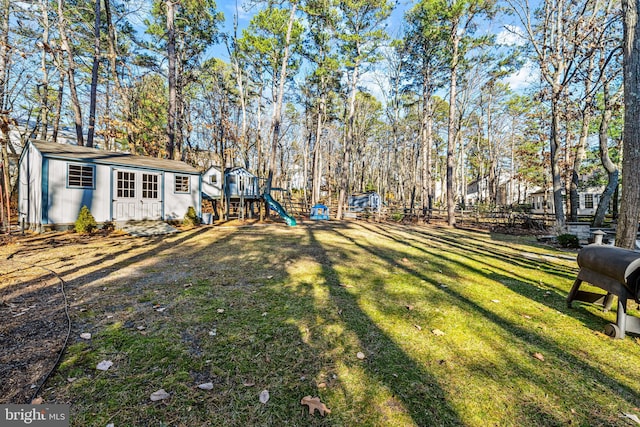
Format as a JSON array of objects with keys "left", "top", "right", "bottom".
[{"left": 3, "top": 221, "right": 640, "bottom": 426}]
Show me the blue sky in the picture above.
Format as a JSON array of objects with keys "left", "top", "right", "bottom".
[{"left": 210, "top": 0, "right": 535, "bottom": 93}]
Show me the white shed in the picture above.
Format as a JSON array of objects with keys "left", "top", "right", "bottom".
[{"left": 18, "top": 140, "right": 201, "bottom": 231}]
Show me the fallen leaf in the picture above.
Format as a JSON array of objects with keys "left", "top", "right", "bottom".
[
  {"left": 301, "top": 395, "right": 331, "bottom": 416},
  {"left": 405, "top": 305, "right": 414, "bottom": 310},
  {"left": 523, "top": 315, "right": 532, "bottom": 319},
  {"left": 209, "top": 329, "right": 217, "bottom": 336},
  {"left": 217, "top": 308, "right": 225, "bottom": 313},
  {"left": 150, "top": 389, "right": 170, "bottom": 401},
  {"left": 262, "top": 312, "right": 268, "bottom": 317},
  {"left": 80, "top": 333, "right": 92, "bottom": 340},
  {"left": 31, "top": 397, "right": 43, "bottom": 405},
  {"left": 243, "top": 380, "right": 255, "bottom": 387},
  {"left": 356, "top": 352, "right": 366, "bottom": 360},
  {"left": 339, "top": 283, "right": 353, "bottom": 288},
  {"left": 317, "top": 382, "right": 327, "bottom": 389},
  {"left": 137, "top": 326, "right": 146, "bottom": 331},
  {"left": 431, "top": 329, "right": 445, "bottom": 336},
  {"left": 622, "top": 413, "right": 640, "bottom": 425},
  {"left": 198, "top": 382, "right": 214, "bottom": 390},
  {"left": 67, "top": 377, "right": 77, "bottom": 383},
  {"left": 414, "top": 324, "right": 422, "bottom": 331},
  {"left": 491, "top": 299, "right": 500, "bottom": 303},
  {"left": 96, "top": 360, "right": 113, "bottom": 371},
  {"left": 259, "top": 389, "right": 270, "bottom": 404},
  {"left": 156, "top": 307, "right": 167, "bottom": 313},
  {"left": 532, "top": 352, "right": 545, "bottom": 362}
]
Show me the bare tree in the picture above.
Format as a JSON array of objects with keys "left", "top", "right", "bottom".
[
  {"left": 592, "top": 80, "right": 621, "bottom": 227},
  {"left": 266, "top": 2, "right": 298, "bottom": 195},
  {"left": 0, "top": 0, "right": 11, "bottom": 232},
  {"left": 57, "top": 0, "right": 84, "bottom": 145},
  {"left": 87, "top": 0, "right": 102, "bottom": 148}
]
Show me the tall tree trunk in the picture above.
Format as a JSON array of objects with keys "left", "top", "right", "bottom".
[
  {"left": 421, "top": 84, "right": 433, "bottom": 219},
  {"left": 617, "top": 0, "right": 640, "bottom": 249},
  {"left": 0, "top": 0, "right": 10, "bottom": 232},
  {"left": 166, "top": 0, "right": 177, "bottom": 159},
  {"left": 52, "top": 64, "right": 64, "bottom": 142},
  {"left": 592, "top": 85, "right": 619, "bottom": 227},
  {"left": 229, "top": 5, "right": 249, "bottom": 169},
  {"left": 446, "top": 22, "right": 460, "bottom": 227},
  {"left": 87, "top": 0, "right": 101, "bottom": 148},
  {"left": 550, "top": 97, "right": 566, "bottom": 229},
  {"left": 58, "top": 0, "right": 84, "bottom": 145},
  {"left": 337, "top": 64, "right": 359, "bottom": 220},
  {"left": 311, "top": 94, "right": 325, "bottom": 205},
  {"left": 266, "top": 3, "right": 297, "bottom": 196},
  {"left": 569, "top": 57, "right": 595, "bottom": 222},
  {"left": 176, "top": 51, "right": 186, "bottom": 161},
  {"left": 38, "top": 0, "right": 51, "bottom": 140},
  {"left": 569, "top": 115, "right": 590, "bottom": 221},
  {"left": 105, "top": 0, "right": 134, "bottom": 152}
]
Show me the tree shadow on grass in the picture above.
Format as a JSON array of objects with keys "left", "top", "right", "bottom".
[
  {"left": 326, "top": 223, "right": 640, "bottom": 425},
  {"left": 305, "top": 225, "right": 463, "bottom": 426},
  {"left": 363, "top": 223, "right": 576, "bottom": 277},
  {"left": 363, "top": 223, "right": 640, "bottom": 340},
  {"left": 357, "top": 223, "right": 578, "bottom": 294}
]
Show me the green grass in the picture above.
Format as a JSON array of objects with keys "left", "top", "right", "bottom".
[{"left": 31, "top": 222, "right": 640, "bottom": 426}]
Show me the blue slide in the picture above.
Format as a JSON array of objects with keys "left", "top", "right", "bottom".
[{"left": 263, "top": 193, "right": 297, "bottom": 226}]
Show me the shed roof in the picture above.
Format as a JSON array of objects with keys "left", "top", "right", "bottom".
[{"left": 30, "top": 139, "right": 199, "bottom": 174}]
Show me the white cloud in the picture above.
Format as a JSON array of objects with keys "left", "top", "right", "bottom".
[
  {"left": 504, "top": 60, "right": 539, "bottom": 91},
  {"left": 496, "top": 24, "right": 527, "bottom": 47}
]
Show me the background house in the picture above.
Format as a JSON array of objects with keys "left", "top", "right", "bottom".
[
  {"left": 348, "top": 191, "right": 382, "bottom": 212},
  {"left": 19, "top": 140, "right": 201, "bottom": 231},
  {"left": 528, "top": 186, "right": 607, "bottom": 216}
]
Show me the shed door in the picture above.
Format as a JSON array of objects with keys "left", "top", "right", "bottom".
[{"left": 112, "top": 169, "right": 162, "bottom": 221}]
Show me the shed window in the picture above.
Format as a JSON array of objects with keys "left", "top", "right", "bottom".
[
  {"left": 117, "top": 171, "right": 135, "bottom": 198},
  {"left": 175, "top": 175, "right": 190, "bottom": 193},
  {"left": 68, "top": 164, "right": 94, "bottom": 188},
  {"left": 585, "top": 194, "right": 594, "bottom": 209},
  {"left": 210, "top": 175, "right": 217, "bottom": 184},
  {"left": 142, "top": 174, "right": 159, "bottom": 199}
]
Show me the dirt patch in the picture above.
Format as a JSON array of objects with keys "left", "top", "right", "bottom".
[
  {"left": 0, "top": 231, "right": 133, "bottom": 403},
  {"left": 0, "top": 227, "right": 228, "bottom": 403},
  {"left": 0, "top": 265, "right": 68, "bottom": 404}
]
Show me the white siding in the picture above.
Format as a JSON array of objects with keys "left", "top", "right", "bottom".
[
  {"left": 164, "top": 172, "right": 201, "bottom": 220},
  {"left": 18, "top": 144, "right": 43, "bottom": 227},
  {"left": 45, "top": 159, "right": 113, "bottom": 224},
  {"left": 202, "top": 167, "right": 222, "bottom": 199}
]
